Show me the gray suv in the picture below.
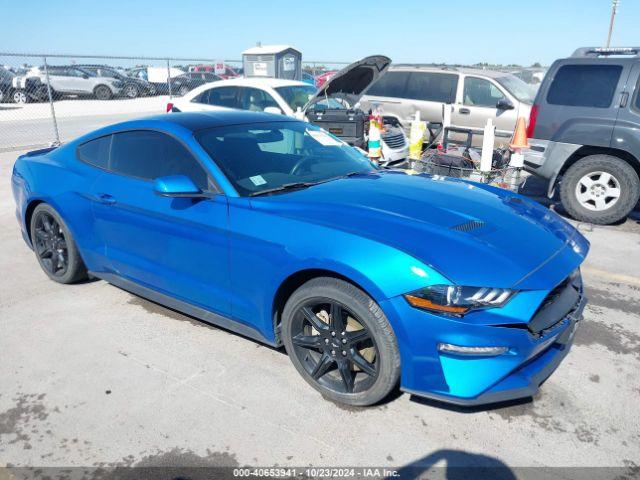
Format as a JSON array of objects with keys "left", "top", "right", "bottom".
[
  {"left": 360, "top": 65, "right": 535, "bottom": 146},
  {"left": 524, "top": 47, "right": 640, "bottom": 225}
]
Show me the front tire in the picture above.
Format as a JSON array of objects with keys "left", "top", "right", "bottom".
[
  {"left": 560, "top": 154, "right": 640, "bottom": 225},
  {"left": 30, "top": 204, "right": 87, "bottom": 284},
  {"left": 94, "top": 85, "right": 112, "bottom": 100},
  {"left": 281, "top": 277, "right": 400, "bottom": 406},
  {"left": 123, "top": 84, "right": 139, "bottom": 99}
]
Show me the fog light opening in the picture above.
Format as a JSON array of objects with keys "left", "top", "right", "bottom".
[{"left": 437, "top": 343, "right": 508, "bottom": 356}]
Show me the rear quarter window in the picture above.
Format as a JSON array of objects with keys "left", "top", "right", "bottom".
[
  {"left": 77, "top": 135, "right": 111, "bottom": 169},
  {"left": 546, "top": 64, "right": 622, "bottom": 108},
  {"left": 365, "top": 71, "right": 411, "bottom": 98}
]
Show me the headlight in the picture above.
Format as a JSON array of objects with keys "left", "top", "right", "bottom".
[{"left": 404, "top": 285, "right": 516, "bottom": 315}]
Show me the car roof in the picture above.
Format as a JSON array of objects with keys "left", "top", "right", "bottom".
[
  {"left": 388, "top": 64, "right": 511, "bottom": 79},
  {"left": 94, "top": 110, "right": 299, "bottom": 136},
  {"left": 204, "top": 77, "right": 310, "bottom": 88}
]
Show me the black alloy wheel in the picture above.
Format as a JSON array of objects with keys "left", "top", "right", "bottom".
[
  {"left": 34, "top": 211, "right": 68, "bottom": 277},
  {"left": 282, "top": 277, "right": 400, "bottom": 406},
  {"left": 290, "top": 299, "right": 379, "bottom": 394},
  {"left": 30, "top": 204, "right": 87, "bottom": 284}
]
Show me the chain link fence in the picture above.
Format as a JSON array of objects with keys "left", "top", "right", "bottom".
[{"left": 0, "top": 52, "right": 351, "bottom": 151}]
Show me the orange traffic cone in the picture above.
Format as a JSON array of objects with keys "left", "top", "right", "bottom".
[{"left": 510, "top": 117, "right": 529, "bottom": 150}]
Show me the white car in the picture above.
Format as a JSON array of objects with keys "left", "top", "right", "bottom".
[
  {"left": 169, "top": 60, "right": 409, "bottom": 165},
  {"left": 13, "top": 66, "right": 124, "bottom": 100}
]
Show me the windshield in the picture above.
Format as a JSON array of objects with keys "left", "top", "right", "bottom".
[
  {"left": 196, "top": 121, "right": 376, "bottom": 196},
  {"left": 496, "top": 75, "right": 536, "bottom": 104},
  {"left": 274, "top": 85, "right": 317, "bottom": 110}
]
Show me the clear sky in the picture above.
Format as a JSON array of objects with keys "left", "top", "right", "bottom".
[{"left": 2, "top": 0, "right": 638, "bottom": 66}]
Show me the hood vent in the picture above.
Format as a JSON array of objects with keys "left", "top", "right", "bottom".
[{"left": 451, "top": 220, "right": 485, "bottom": 233}]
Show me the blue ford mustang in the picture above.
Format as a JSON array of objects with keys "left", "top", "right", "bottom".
[{"left": 11, "top": 111, "right": 588, "bottom": 407}]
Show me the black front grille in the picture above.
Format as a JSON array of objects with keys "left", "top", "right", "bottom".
[{"left": 528, "top": 271, "right": 583, "bottom": 335}]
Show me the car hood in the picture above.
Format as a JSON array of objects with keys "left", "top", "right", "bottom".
[
  {"left": 249, "top": 171, "right": 586, "bottom": 289},
  {"left": 303, "top": 55, "right": 391, "bottom": 111}
]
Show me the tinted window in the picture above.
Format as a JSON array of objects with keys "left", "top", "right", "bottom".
[
  {"left": 635, "top": 79, "right": 640, "bottom": 111},
  {"left": 196, "top": 121, "right": 375, "bottom": 196},
  {"left": 547, "top": 64, "right": 622, "bottom": 108},
  {"left": 110, "top": 131, "right": 208, "bottom": 189},
  {"left": 365, "top": 71, "right": 411, "bottom": 98},
  {"left": 205, "top": 86, "right": 241, "bottom": 108},
  {"left": 406, "top": 72, "right": 458, "bottom": 103},
  {"left": 240, "top": 87, "right": 280, "bottom": 112},
  {"left": 463, "top": 77, "right": 505, "bottom": 107},
  {"left": 78, "top": 135, "right": 111, "bottom": 169}
]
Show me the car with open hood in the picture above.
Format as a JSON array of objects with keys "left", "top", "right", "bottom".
[
  {"left": 168, "top": 55, "right": 409, "bottom": 165},
  {"left": 12, "top": 110, "right": 588, "bottom": 407}
]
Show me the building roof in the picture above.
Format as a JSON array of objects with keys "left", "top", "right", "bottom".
[{"left": 242, "top": 45, "right": 299, "bottom": 55}]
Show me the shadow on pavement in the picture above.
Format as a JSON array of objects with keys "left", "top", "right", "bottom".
[{"left": 397, "top": 449, "right": 516, "bottom": 480}]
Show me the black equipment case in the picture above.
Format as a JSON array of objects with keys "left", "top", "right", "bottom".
[{"left": 306, "top": 109, "right": 367, "bottom": 148}]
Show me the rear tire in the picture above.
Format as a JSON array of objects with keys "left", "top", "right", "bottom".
[
  {"left": 281, "top": 277, "right": 400, "bottom": 406},
  {"left": 94, "top": 85, "right": 112, "bottom": 100},
  {"left": 560, "top": 154, "right": 640, "bottom": 225},
  {"left": 30, "top": 204, "right": 87, "bottom": 284}
]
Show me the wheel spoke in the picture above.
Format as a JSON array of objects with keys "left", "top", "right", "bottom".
[
  {"left": 351, "top": 352, "right": 376, "bottom": 377},
  {"left": 310, "top": 353, "right": 334, "bottom": 380},
  {"left": 337, "top": 360, "right": 355, "bottom": 393},
  {"left": 579, "top": 177, "right": 594, "bottom": 188},
  {"left": 607, "top": 187, "right": 621, "bottom": 199},
  {"left": 598, "top": 172, "right": 612, "bottom": 186},
  {"left": 301, "top": 307, "right": 329, "bottom": 333},
  {"left": 35, "top": 229, "right": 47, "bottom": 241},
  {"left": 42, "top": 217, "right": 53, "bottom": 233},
  {"left": 346, "top": 329, "right": 369, "bottom": 345},
  {"left": 594, "top": 196, "right": 608, "bottom": 211},
  {"left": 292, "top": 334, "right": 323, "bottom": 351},
  {"left": 330, "top": 302, "right": 346, "bottom": 332}
]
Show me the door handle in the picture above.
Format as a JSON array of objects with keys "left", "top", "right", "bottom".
[
  {"left": 458, "top": 108, "right": 471, "bottom": 114},
  {"left": 97, "top": 193, "right": 116, "bottom": 205},
  {"left": 619, "top": 92, "right": 629, "bottom": 108}
]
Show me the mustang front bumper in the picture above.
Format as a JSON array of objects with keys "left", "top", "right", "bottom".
[{"left": 381, "top": 282, "right": 586, "bottom": 407}]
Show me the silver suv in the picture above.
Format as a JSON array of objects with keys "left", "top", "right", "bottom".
[
  {"left": 360, "top": 65, "right": 535, "bottom": 146},
  {"left": 14, "top": 66, "right": 124, "bottom": 100}
]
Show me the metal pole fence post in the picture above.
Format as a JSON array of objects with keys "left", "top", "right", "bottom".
[
  {"left": 43, "top": 56, "right": 61, "bottom": 145},
  {"left": 166, "top": 59, "right": 173, "bottom": 99}
]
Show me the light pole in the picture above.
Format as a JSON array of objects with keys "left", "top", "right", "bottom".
[{"left": 605, "top": 0, "right": 620, "bottom": 48}]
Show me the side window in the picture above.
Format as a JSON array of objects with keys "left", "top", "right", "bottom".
[
  {"left": 635, "top": 77, "right": 640, "bottom": 111},
  {"left": 547, "top": 64, "right": 622, "bottom": 108},
  {"left": 206, "top": 86, "right": 241, "bottom": 108},
  {"left": 240, "top": 87, "right": 279, "bottom": 112},
  {"left": 463, "top": 77, "right": 505, "bottom": 107},
  {"left": 110, "top": 131, "right": 208, "bottom": 190},
  {"left": 406, "top": 72, "right": 458, "bottom": 103},
  {"left": 77, "top": 135, "right": 111, "bottom": 170},
  {"left": 365, "top": 71, "right": 410, "bottom": 98}
]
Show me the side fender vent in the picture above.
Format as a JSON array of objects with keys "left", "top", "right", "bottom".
[{"left": 451, "top": 220, "right": 485, "bottom": 233}]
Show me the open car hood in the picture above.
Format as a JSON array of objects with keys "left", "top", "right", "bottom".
[{"left": 303, "top": 55, "right": 391, "bottom": 112}]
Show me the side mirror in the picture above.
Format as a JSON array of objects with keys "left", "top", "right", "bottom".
[
  {"left": 496, "top": 99, "right": 515, "bottom": 110},
  {"left": 82, "top": 74, "right": 89, "bottom": 79},
  {"left": 153, "top": 175, "right": 211, "bottom": 198},
  {"left": 264, "top": 106, "right": 283, "bottom": 115}
]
